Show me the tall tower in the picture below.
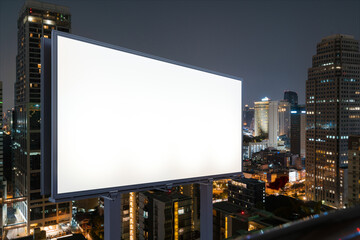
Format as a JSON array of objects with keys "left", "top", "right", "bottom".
[
  {"left": 243, "top": 105, "right": 254, "bottom": 131},
  {"left": 268, "top": 101, "right": 279, "bottom": 147},
  {"left": 13, "top": 0, "right": 72, "bottom": 233},
  {"left": 254, "top": 97, "right": 270, "bottom": 137},
  {"left": 305, "top": 34, "right": 360, "bottom": 208},
  {"left": 284, "top": 90, "right": 298, "bottom": 107},
  {"left": 290, "top": 105, "right": 306, "bottom": 157}
]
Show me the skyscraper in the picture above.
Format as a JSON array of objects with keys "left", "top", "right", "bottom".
[
  {"left": 13, "top": 0, "right": 72, "bottom": 233},
  {"left": 255, "top": 98, "right": 290, "bottom": 148},
  {"left": 290, "top": 105, "right": 306, "bottom": 158},
  {"left": 278, "top": 100, "right": 291, "bottom": 139},
  {"left": 254, "top": 97, "right": 270, "bottom": 137},
  {"left": 305, "top": 34, "right": 360, "bottom": 208},
  {"left": 268, "top": 101, "right": 279, "bottom": 147},
  {"left": 243, "top": 105, "right": 254, "bottom": 131},
  {"left": 284, "top": 90, "right": 298, "bottom": 107}
]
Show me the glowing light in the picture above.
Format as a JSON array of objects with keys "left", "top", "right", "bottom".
[{"left": 55, "top": 34, "right": 242, "bottom": 195}]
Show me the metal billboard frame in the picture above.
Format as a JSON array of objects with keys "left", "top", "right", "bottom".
[{"left": 42, "top": 30, "right": 243, "bottom": 203}]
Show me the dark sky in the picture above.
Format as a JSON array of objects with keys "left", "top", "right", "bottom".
[{"left": 1, "top": 0, "right": 359, "bottom": 111}]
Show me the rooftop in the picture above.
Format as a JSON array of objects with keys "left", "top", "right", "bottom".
[
  {"left": 20, "top": 0, "right": 70, "bottom": 16},
  {"left": 143, "top": 190, "right": 192, "bottom": 203},
  {"left": 322, "top": 34, "right": 355, "bottom": 41}
]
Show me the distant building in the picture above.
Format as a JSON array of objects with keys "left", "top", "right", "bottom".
[
  {"left": 306, "top": 34, "right": 360, "bottom": 208},
  {"left": 268, "top": 100, "right": 290, "bottom": 148},
  {"left": 243, "top": 140, "right": 268, "bottom": 159},
  {"left": 348, "top": 136, "right": 360, "bottom": 206},
  {"left": 138, "top": 191, "right": 193, "bottom": 240},
  {"left": 228, "top": 178, "right": 265, "bottom": 209},
  {"left": 254, "top": 97, "right": 270, "bottom": 137},
  {"left": 284, "top": 91, "right": 298, "bottom": 107},
  {"left": 268, "top": 101, "right": 279, "bottom": 147},
  {"left": 278, "top": 100, "right": 291, "bottom": 141},
  {"left": 243, "top": 105, "right": 254, "bottom": 131},
  {"left": 290, "top": 105, "right": 306, "bottom": 158}
]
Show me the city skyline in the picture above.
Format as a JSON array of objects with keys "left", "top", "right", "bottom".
[
  {"left": 0, "top": 0, "right": 359, "bottom": 111},
  {"left": 0, "top": 0, "right": 360, "bottom": 239}
]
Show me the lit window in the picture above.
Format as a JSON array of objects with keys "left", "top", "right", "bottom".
[{"left": 178, "top": 207, "right": 185, "bottom": 215}]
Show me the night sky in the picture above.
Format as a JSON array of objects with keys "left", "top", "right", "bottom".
[{"left": 0, "top": 0, "right": 359, "bottom": 112}]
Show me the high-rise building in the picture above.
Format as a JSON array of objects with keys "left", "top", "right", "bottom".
[
  {"left": 278, "top": 100, "right": 291, "bottom": 139},
  {"left": 243, "top": 105, "right": 254, "bottom": 131},
  {"left": 305, "top": 34, "right": 360, "bottom": 208},
  {"left": 13, "top": 0, "right": 72, "bottom": 233},
  {"left": 254, "top": 97, "right": 270, "bottom": 137},
  {"left": 348, "top": 136, "right": 360, "bottom": 207},
  {"left": 255, "top": 98, "right": 290, "bottom": 147},
  {"left": 268, "top": 101, "right": 279, "bottom": 147},
  {"left": 284, "top": 90, "right": 298, "bottom": 107},
  {"left": 228, "top": 177, "right": 265, "bottom": 209},
  {"left": 290, "top": 105, "right": 306, "bottom": 158}
]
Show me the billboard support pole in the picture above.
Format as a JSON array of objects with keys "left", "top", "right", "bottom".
[
  {"left": 103, "top": 192, "right": 122, "bottom": 240},
  {"left": 200, "top": 179, "right": 213, "bottom": 240}
]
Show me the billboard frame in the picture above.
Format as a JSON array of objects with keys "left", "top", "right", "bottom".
[{"left": 45, "top": 30, "right": 243, "bottom": 202}]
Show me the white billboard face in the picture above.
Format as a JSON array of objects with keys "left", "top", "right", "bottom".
[{"left": 53, "top": 32, "right": 242, "bottom": 198}]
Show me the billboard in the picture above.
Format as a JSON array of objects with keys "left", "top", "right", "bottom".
[{"left": 47, "top": 31, "right": 242, "bottom": 201}]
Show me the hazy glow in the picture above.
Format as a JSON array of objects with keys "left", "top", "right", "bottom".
[{"left": 56, "top": 35, "right": 242, "bottom": 194}]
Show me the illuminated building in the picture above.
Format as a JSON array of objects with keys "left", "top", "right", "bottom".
[
  {"left": 13, "top": 0, "right": 72, "bottom": 233},
  {"left": 138, "top": 191, "right": 192, "bottom": 240},
  {"left": 243, "top": 105, "right": 254, "bottom": 131},
  {"left": 348, "top": 136, "right": 360, "bottom": 206},
  {"left": 278, "top": 100, "right": 291, "bottom": 139},
  {"left": 243, "top": 140, "right": 268, "bottom": 159},
  {"left": 268, "top": 101, "right": 279, "bottom": 147},
  {"left": 305, "top": 34, "right": 360, "bottom": 208},
  {"left": 256, "top": 99, "right": 289, "bottom": 147},
  {"left": 228, "top": 177, "right": 265, "bottom": 209},
  {"left": 182, "top": 184, "right": 200, "bottom": 238},
  {"left": 114, "top": 193, "right": 139, "bottom": 240},
  {"left": 254, "top": 97, "right": 270, "bottom": 137}
]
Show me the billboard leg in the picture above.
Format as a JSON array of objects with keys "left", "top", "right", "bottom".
[
  {"left": 104, "top": 192, "right": 122, "bottom": 240},
  {"left": 200, "top": 180, "right": 213, "bottom": 240}
]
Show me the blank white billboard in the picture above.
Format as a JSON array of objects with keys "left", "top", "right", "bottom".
[{"left": 53, "top": 32, "right": 242, "bottom": 197}]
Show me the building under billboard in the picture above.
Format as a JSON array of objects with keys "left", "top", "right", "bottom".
[{"left": 13, "top": 0, "right": 72, "bottom": 235}]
